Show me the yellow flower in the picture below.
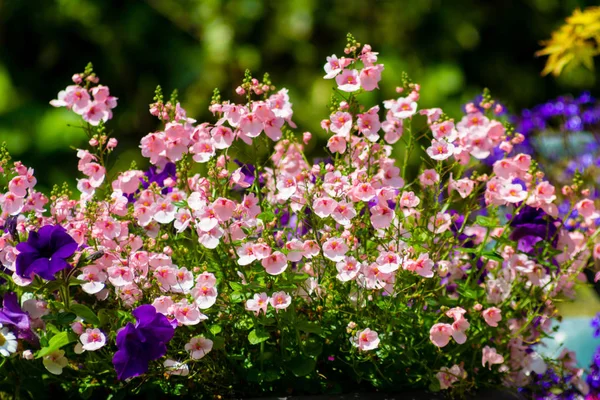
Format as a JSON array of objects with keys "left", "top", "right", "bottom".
[{"left": 537, "top": 7, "right": 600, "bottom": 76}]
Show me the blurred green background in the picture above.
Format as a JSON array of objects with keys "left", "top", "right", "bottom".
[{"left": 1, "top": 0, "right": 599, "bottom": 192}]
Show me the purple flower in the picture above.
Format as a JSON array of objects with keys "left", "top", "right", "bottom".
[
  {"left": 0, "top": 292, "right": 37, "bottom": 344},
  {"left": 15, "top": 225, "right": 78, "bottom": 280},
  {"left": 141, "top": 162, "right": 177, "bottom": 193},
  {"left": 112, "top": 305, "right": 175, "bottom": 380},
  {"left": 509, "top": 206, "right": 559, "bottom": 254},
  {"left": 0, "top": 292, "right": 29, "bottom": 331}
]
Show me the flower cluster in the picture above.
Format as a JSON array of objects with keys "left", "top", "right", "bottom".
[{"left": 0, "top": 36, "right": 598, "bottom": 399}]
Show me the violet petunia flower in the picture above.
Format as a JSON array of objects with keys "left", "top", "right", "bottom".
[
  {"left": 509, "top": 205, "right": 559, "bottom": 254},
  {"left": 15, "top": 225, "right": 78, "bottom": 280},
  {"left": 112, "top": 304, "right": 175, "bottom": 380},
  {"left": 0, "top": 292, "right": 37, "bottom": 344},
  {"left": 141, "top": 162, "right": 177, "bottom": 193}
]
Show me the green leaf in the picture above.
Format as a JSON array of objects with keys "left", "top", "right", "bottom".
[
  {"left": 248, "top": 328, "right": 270, "bottom": 345},
  {"left": 212, "top": 336, "right": 226, "bottom": 350},
  {"left": 482, "top": 250, "right": 503, "bottom": 262},
  {"left": 36, "top": 331, "right": 75, "bottom": 358},
  {"left": 292, "top": 273, "right": 310, "bottom": 282},
  {"left": 42, "top": 280, "right": 64, "bottom": 293},
  {"left": 303, "top": 338, "right": 323, "bottom": 357},
  {"left": 475, "top": 215, "right": 496, "bottom": 227},
  {"left": 173, "top": 200, "right": 187, "bottom": 208},
  {"left": 229, "top": 282, "right": 244, "bottom": 292},
  {"left": 230, "top": 292, "right": 245, "bottom": 303},
  {"left": 257, "top": 211, "right": 275, "bottom": 221},
  {"left": 42, "top": 312, "right": 77, "bottom": 325},
  {"left": 98, "top": 309, "right": 112, "bottom": 327},
  {"left": 288, "top": 356, "right": 315, "bottom": 377},
  {"left": 296, "top": 320, "right": 322, "bottom": 334},
  {"left": 70, "top": 304, "right": 100, "bottom": 325},
  {"left": 209, "top": 324, "right": 222, "bottom": 335}
]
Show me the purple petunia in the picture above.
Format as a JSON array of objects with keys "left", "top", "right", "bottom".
[
  {"left": 509, "top": 205, "right": 559, "bottom": 254},
  {"left": 15, "top": 225, "right": 78, "bottom": 280},
  {"left": 112, "top": 305, "right": 175, "bottom": 380},
  {"left": 0, "top": 292, "right": 37, "bottom": 344}
]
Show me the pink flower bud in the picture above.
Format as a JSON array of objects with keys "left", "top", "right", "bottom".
[
  {"left": 107, "top": 138, "right": 118, "bottom": 149},
  {"left": 22, "top": 350, "right": 34, "bottom": 360},
  {"left": 512, "top": 133, "right": 525, "bottom": 144},
  {"left": 89, "top": 138, "right": 99, "bottom": 147},
  {"left": 339, "top": 101, "right": 349, "bottom": 111},
  {"left": 499, "top": 141, "right": 513, "bottom": 153},
  {"left": 72, "top": 74, "right": 83, "bottom": 84},
  {"left": 396, "top": 86, "right": 404, "bottom": 93},
  {"left": 303, "top": 132, "right": 312, "bottom": 144},
  {"left": 235, "top": 86, "right": 245, "bottom": 95},
  {"left": 163, "top": 246, "right": 173, "bottom": 256},
  {"left": 72, "top": 321, "right": 85, "bottom": 335},
  {"left": 494, "top": 104, "right": 504, "bottom": 114}
]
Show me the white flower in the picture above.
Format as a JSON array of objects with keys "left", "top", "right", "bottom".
[
  {"left": 43, "top": 350, "right": 68, "bottom": 375},
  {"left": 0, "top": 325, "right": 17, "bottom": 357},
  {"left": 163, "top": 359, "right": 189, "bottom": 376}
]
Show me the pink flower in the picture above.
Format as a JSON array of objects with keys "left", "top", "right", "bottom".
[
  {"left": 335, "top": 69, "right": 361, "bottom": 92},
  {"left": 399, "top": 191, "right": 420, "bottom": 208},
  {"left": 276, "top": 175, "right": 297, "bottom": 200},
  {"left": 388, "top": 97, "right": 417, "bottom": 119},
  {"left": 449, "top": 176, "right": 475, "bottom": 199},
  {"left": 352, "top": 328, "right": 380, "bottom": 351},
  {"left": 376, "top": 252, "right": 401, "bottom": 273},
  {"left": 336, "top": 256, "right": 361, "bottom": 282},
  {"left": 211, "top": 126, "right": 235, "bottom": 149},
  {"left": 352, "top": 182, "right": 376, "bottom": 202},
  {"left": 314, "top": 196, "right": 338, "bottom": 218},
  {"left": 269, "top": 291, "right": 292, "bottom": 312},
  {"left": 327, "top": 135, "right": 347, "bottom": 154},
  {"left": 80, "top": 328, "right": 106, "bottom": 351},
  {"left": 153, "top": 198, "right": 177, "bottom": 224},
  {"left": 370, "top": 204, "right": 394, "bottom": 229},
  {"left": 185, "top": 336, "right": 213, "bottom": 360},
  {"left": 261, "top": 251, "right": 288, "bottom": 275},
  {"left": 426, "top": 139, "right": 455, "bottom": 161},
  {"left": 436, "top": 365, "right": 466, "bottom": 390},
  {"left": 331, "top": 201, "right": 357, "bottom": 226},
  {"left": 82, "top": 101, "right": 110, "bottom": 126},
  {"left": 482, "top": 307, "right": 502, "bottom": 327},
  {"left": 173, "top": 300, "right": 207, "bottom": 326},
  {"left": 576, "top": 199, "right": 599, "bottom": 220},
  {"left": 359, "top": 65, "right": 384, "bottom": 91},
  {"left": 246, "top": 292, "right": 270, "bottom": 315},
  {"left": 500, "top": 183, "right": 527, "bottom": 204},
  {"left": 357, "top": 106, "right": 381, "bottom": 142},
  {"left": 191, "top": 283, "right": 218, "bottom": 309},
  {"left": 322, "top": 237, "right": 348, "bottom": 262},
  {"left": 405, "top": 253, "right": 434, "bottom": 278},
  {"left": 323, "top": 55, "right": 352, "bottom": 79},
  {"left": 285, "top": 239, "right": 305, "bottom": 262},
  {"left": 430, "top": 323, "right": 453, "bottom": 347},
  {"left": 152, "top": 296, "right": 174, "bottom": 314},
  {"left": 428, "top": 212, "right": 452, "bottom": 234},
  {"left": 330, "top": 111, "right": 353, "bottom": 136},
  {"left": 482, "top": 346, "right": 504, "bottom": 369},
  {"left": 77, "top": 266, "right": 107, "bottom": 294}
]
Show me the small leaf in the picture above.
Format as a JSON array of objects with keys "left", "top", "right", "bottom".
[
  {"left": 36, "top": 331, "right": 75, "bottom": 358},
  {"left": 296, "top": 320, "right": 322, "bottom": 334},
  {"left": 229, "top": 282, "right": 244, "bottom": 292},
  {"left": 209, "top": 324, "right": 222, "bottom": 335},
  {"left": 288, "top": 356, "right": 315, "bottom": 377},
  {"left": 70, "top": 304, "right": 100, "bottom": 325},
  {"left": 257, "top": 211, "right": 275, "bottom": 221},
  {"left": 173, "top": 200, "right": 187, "bottom": 208},
  {"left": 475, "top": 215, "right": 496, "bottom": 227},
  {"left": 248, "top": 328, "right": 270, "bottom": 345}
]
